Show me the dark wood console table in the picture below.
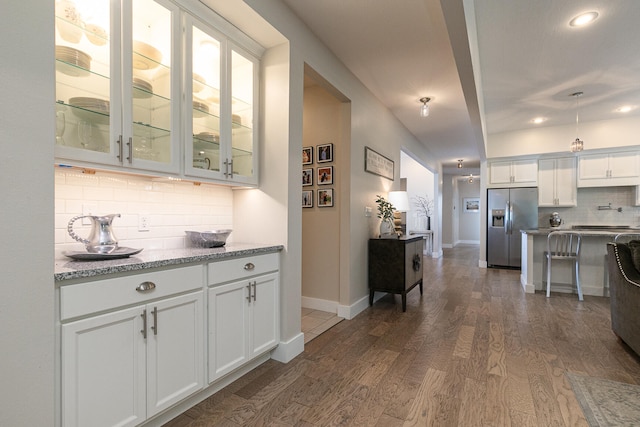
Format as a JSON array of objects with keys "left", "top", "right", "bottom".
[{"left": 368, "top": 236, "right": 424, "bottom": 311}]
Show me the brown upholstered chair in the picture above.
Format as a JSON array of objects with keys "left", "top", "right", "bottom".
[{"left": 606, "top": 242, "right": 640, "bottom": 357}]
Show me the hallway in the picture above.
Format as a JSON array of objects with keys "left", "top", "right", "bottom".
[{"left": 164, "top": 244, "right": 640, "bottom": 426}]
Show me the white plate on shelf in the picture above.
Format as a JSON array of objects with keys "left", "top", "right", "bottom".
[
  {"left": 133, "top": 41, "right": 162, "bottom": 70},
  {"left": 63, "top": 247, "right": 143, "bottom": 260}
]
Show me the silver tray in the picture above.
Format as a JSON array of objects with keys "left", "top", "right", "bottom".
[{"left": 63, "top": 247, "right": 143, "bottom": 260}]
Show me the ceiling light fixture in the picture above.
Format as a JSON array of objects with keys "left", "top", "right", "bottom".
[
  {"left": 457, "top": 159, "right": 463, "bottom": 168},
  {"left": 532, "top": 117, "right": 547, "bottom": 124},
  {"left": 569, "top": 11, "right": 599, "bottom": 27},
  {"left": 468, "top": 174, "right": 474, "bottom": 183},
  {"left": 570, "top": 91, "right": 584, "bottom": 153},
  {"left": 419, "top": 97, "right": 431, "bottom": 117},
  {"left": 616, "top": 105, "right": 635, "bottom": 113}
]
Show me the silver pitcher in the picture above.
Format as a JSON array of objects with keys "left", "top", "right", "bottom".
[
  {"left": 549, "top": 212, "right": 563, "bottom": 228},
  {"left": 68, "top": 213, "right": 121, "bottom": 253}
]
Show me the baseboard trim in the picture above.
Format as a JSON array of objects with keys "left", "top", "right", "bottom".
[
  {"left": 479, "top": 260, "right": 487, "bottom": 268},
  {"left": 520, "top": 273, "right": 535, "bottom": 293},
  {"left": 271, "top": 332, "right": 304, "bottom": 363},
  {"left": 337, "top": 295, "right": 369, "bottom": 320},
  {"left": 301, "top": 296, "right": 338, "bottom": 314}
]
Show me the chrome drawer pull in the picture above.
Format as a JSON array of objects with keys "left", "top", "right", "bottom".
[
  {"left": 141, "top": 309, "right": 147, "bottom": 339},
  {"left": 136, "top": 281, "right": 156, "bottom": 292},
  {"left": 244, "top": 263, "right": 255, "bottom": 271},
  {"left": 246, "top": 284, "right": 252, "bottom": 302}
]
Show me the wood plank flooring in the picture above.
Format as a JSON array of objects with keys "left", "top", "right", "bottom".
[{"left": 164, "top": 244, "right": 640, "bottom": 426}]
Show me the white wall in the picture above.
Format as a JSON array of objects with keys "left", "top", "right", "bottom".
[
  {"left": 400, "top": 151, "right": 435, "bottom": 233},
  {"left": 457, "top": 178, "right": 481, "bottom": 243},
  {"left": 0, "top": 1, "right": 54, "bottom": 424}
]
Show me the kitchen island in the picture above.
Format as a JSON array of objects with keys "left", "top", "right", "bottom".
[{"left": 520, "top": 228, "right": 638, "bottom": 297}]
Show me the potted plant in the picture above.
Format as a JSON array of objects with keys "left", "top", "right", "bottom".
[
  {"left": 375, "top": 195, "right": 397, "bottom": 237},
  {"left": 413, "top": 195, "right": 433, "bottom": 230}
]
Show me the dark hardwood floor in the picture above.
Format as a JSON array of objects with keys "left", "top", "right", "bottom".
[{"left": 164, "top": 244, "right": 640, "bottom": 426}]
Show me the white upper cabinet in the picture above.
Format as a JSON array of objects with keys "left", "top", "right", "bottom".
[
  {"left": 489, "top": 159, "right": 538, "bottom": 187},
  {"left": 183, "top": 18, "right": 259, "bottom": 185},
  {"left": 55, "top": 0, "right": 180, "bottom": 174},
  {"left": 577, "top": 151, "right": 640, "bottom": 187},
  {"left": 55, "top": 0, "right": 260, "bottom": 185},
  {"left": 538, "top": 157, "right": 577, "bottom": 207}
]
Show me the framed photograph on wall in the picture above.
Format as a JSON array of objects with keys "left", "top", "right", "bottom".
[
  {"left": 302, "top": 168, "right": 313, "bottom": 186},
  {"left": 317, "top": 166, "right": 333, "bottom": 185},
  {"left": 317, "top": 143, "right": 333, "bottom": 163},
  {"left": 318, "top": 188, "right": 334, "bottom": 207},
  {"left": 302, "top": 146, "right": 313, "bottom": 165},
  {"left": 302, "top": 190, "right": 313, "bottom": 208},
  {"left": 463, "top": 197, "right": 480, "bottom": 213}
]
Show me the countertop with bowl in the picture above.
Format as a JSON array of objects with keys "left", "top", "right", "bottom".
[
  {"left": 55, "top": 242, "right": 284, "bottom": 282},
  {"left": 521, "top": 225, "right": 640, "bottom": 236}
]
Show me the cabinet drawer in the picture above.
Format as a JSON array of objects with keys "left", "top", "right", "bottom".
[
  {"left": 60, "top": 265, "right": 204, "bottom": 321},
  {"left": 208, "top": 253, "right": 279, "bottom": 286}
]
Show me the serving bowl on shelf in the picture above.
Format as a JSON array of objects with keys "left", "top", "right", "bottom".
[{"left": 185, "top": 230, "right": 232, "bottom": 248}]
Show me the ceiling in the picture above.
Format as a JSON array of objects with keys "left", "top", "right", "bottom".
[{"left": 281, "top": 0, "right": 640, "bottom": 176}]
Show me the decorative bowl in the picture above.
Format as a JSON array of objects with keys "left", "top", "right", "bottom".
[{"left": 185, "top": 230, "right": 232, "bottom": 248}]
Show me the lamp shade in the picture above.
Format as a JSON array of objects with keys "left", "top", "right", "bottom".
[{"left": 388, "top": 191, "right": 410, "bottom": 212}]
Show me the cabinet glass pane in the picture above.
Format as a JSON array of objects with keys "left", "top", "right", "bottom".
[
  {"left": 191, "top": 27, "right": 221, "bottom": 173},
  {"left": 131, "top": 0, "right": 171, "bottom": 163},
  {"left": 55, "top": 0, "right": 111, "bottom": 153},
  {"left": 231, "top": 50, "right": 254, "bottom": 178}
]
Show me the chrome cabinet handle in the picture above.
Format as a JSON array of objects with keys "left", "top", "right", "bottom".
[
  {"left": 224, "top": 159, "right": 230, "bottom": 178},
  {"left": 229, "top": 159, "right": 234, "bottom": 179},
  {"left": 246, "top": 284, "right": 252, "bottom": 302},
  {"left": 117, "top": 135, "right": 123, "bottom": 162},
  {"left": 252, "top": 281, "right": 257, "bottom": 301},
  {"left": 126, "top": 137, "right": 133, "bottom": 164},
  {"left": 244, "top": 262, "right": 255, "bottom": 271},
  {"left": 141, "top": 309, "right": 147, "bottom": 339},
  {"left": 136, "top": 281, "right": 156, "bottom": 292},
  {"left": 151, "top": 307, "right": 158, "bottom": 336}
]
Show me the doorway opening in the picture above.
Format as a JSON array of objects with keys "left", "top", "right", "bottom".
[{"left": 301, "top": 65, "right": 351, "bottom": 343}]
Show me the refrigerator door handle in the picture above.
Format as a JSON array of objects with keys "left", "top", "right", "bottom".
[
  {"left": 508, "top": 201, "right": 514, "bottom": 235},
  {"left": 505, "top": 202, "right": 510, "bottom": 234}
]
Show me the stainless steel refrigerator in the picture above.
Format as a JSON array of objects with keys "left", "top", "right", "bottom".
[{"left": 487, "top": 187, "right": 538, "bottom": 268}]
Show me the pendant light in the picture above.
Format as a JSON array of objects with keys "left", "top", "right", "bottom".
[
  {"left": 457, "top": 159, "right": 463, "bottom": 168},
  {"left": 419, "top": 97, "right": 431, "bottom": 117},
  {"left": 570, "top": 91, "right": 584, "bottom": 152}
]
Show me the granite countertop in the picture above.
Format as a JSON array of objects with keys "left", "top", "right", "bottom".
[
  {"left": 55, "top": 243, "right": 284, "bottom": 282},
  {"left": 521, "top": 228, "right": 640, "bottom": 236}
]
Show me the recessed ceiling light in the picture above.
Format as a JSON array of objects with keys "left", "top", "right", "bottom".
[
  {"left": 531, "top": 117, "right": 547, "bottom": 124},
  {"left": 616, "top": 105, "right": 635, "bottom": 113},
  {"left": 569, "top": 11, "right": 599, "bottom": 27}
]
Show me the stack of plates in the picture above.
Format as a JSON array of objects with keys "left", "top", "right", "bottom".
[
  {"left": 55, "top": 45, "right": 91, "bottom": 76},
  {"left": 193, "top": 73, "right": 207, "bottom": 92},
  {"left": 69, "top": 97, "right": 110, "bottom": 125},
  {"left": 193, "top": 98, "right": 210, "bottom": 118},
  {"left": 196, "top": 132, "right": 219, "bottom": 144},
  {"left": 133, "top": 77, "right": 153, "bottom": 99},
  {"left": 133, "top": 40, "right": 162, "bottom": 70}
]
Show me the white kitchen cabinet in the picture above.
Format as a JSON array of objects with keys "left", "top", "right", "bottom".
[
  {"left": 55, "top": 0, "right": 181, "bottom": 175},
  {"left": 60, "top": 265, "right": 204, "bottom": 427},
  {"left": 577, "top": 151, "right": 640, "bottom": 187},
  {"left": 55, "top": 0, "right": 261, "bottom": 186},
  {"left": 489, "top": 159, "right": 538, "bottom": 187},
  {"left": 207, "top": 254, "right": 279, "bottom": 383},
  {"left": 538, "top": 157, "right": 577, "bottom": 207},
  {"left": 184, "top": 17, "right": 259, "bottom": 185}
]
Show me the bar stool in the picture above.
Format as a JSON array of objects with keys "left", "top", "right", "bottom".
[{"left": 544, "top": 231, "right": 583, "bottom": 301}]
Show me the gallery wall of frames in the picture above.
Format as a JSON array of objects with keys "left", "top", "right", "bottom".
[{"left": 302, "top": 143, "right": 334, "bottom": 208}]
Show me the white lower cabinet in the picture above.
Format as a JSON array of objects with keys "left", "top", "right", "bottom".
[
  {"left": 60, "top": 265, "right": 204, "bottom": 427},
  {"left": 208, "top": 254, "right": 279, "bottom": 383}
]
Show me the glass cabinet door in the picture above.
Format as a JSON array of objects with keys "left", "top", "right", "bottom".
[
  {"left": 128, "top": 0, "right": 178, "bottom": 172},
  {"left": 55, "top": 0, "right": 115, "bottom": 162},
  {"left": 187, "top": 19, "right": 223, "bottom": 178},
  {"left": 230, "top": 45, "right": 258, "bottom": 183}
]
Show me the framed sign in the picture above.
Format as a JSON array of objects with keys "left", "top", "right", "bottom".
[
  {"left": 365, "top": 146, "right": 394, "bottom": 180},
  {"left": 463, "top": 197, "right": 480, "bottom": 213}
]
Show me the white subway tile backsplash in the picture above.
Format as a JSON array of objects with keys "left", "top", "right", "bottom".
[
  {"left": 539, "top": 186, "right": 640, "bottom": 228},
  {"left": 54, "top": 169, "right": 233, "bottom": 255}
]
